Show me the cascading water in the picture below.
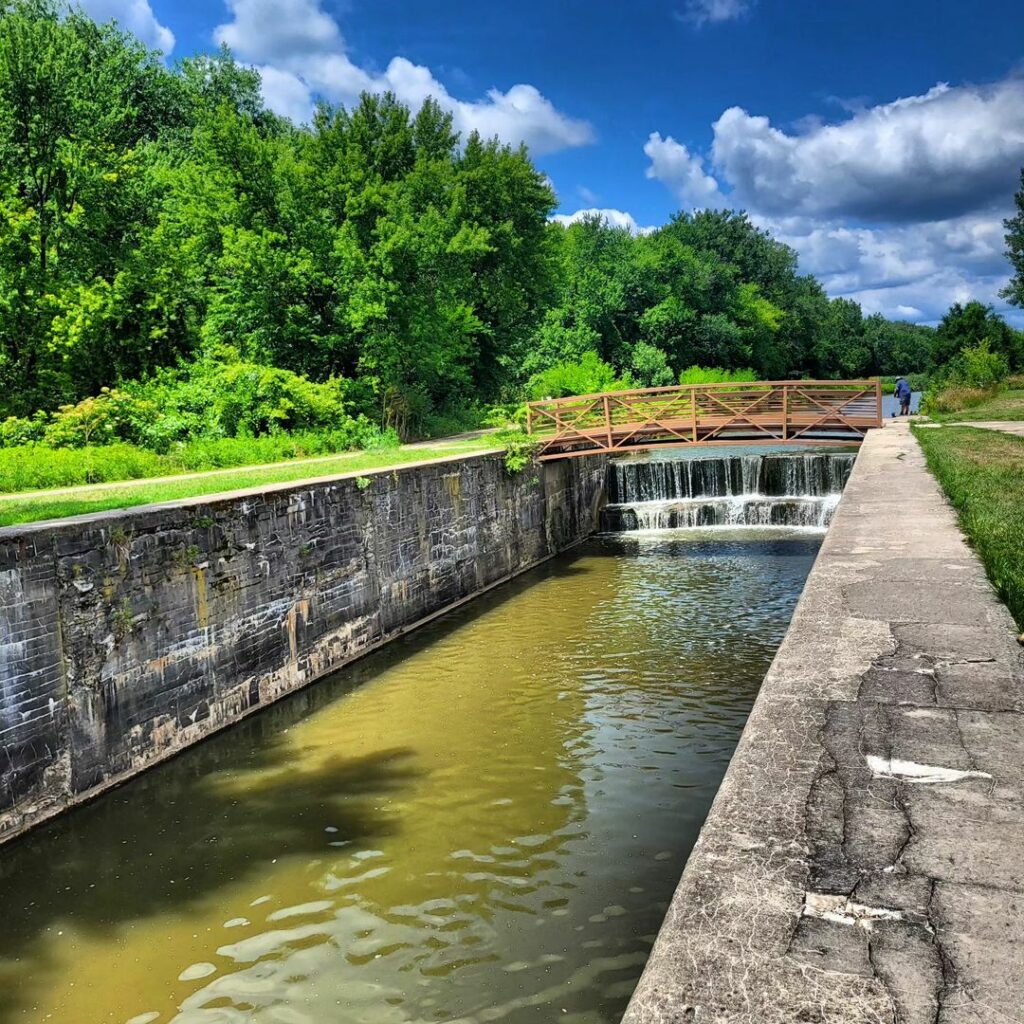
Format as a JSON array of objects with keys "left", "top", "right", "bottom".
[{"left": 602, "top": 452, "right": 855, "bottom": 532}]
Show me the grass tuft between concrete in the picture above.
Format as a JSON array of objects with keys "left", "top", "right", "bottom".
[{"left": 913, "top": 424, "right": 1024, "bottom": 629}]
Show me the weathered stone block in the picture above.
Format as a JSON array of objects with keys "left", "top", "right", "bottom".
[{"left": 0, "top": 452, "right": 606, "bottom": 842}]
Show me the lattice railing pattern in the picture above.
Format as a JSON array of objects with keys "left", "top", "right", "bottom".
[{"left": 526, "top": 380, "right": 882, "bottom": 459}]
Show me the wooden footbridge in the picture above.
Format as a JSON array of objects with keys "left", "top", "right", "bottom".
[{"left": 525, "top": 379, "right": 882, "bottom": 460}]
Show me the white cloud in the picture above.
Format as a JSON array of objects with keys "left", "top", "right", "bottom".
[
  {"left": 644, "top": 74, "right": 1024, "bottom": 324},
  {"left": 676, "top": 0, "right": 754, "bottom": 27},
  {"left": 212, "top": 0, "right": 594, "bottom": 153},
  {"left": 644, "top": 133, "right": 724, "bottom": 208},
  {"left": 711, "top": 78, "right": 1024, "bottom": 222},
  {"left": 755, "top": 211, "right": 1013, "bottom": 322},
  {"left": 255, "top": 65, "right": 318, "bottom": 125},
  {"left": 79, "top": 0, "right": 175, "bottom": 53},
  {"left": 215, "top": 0, "right": 341, "bottom": 62},
  {"left": 551, "top": 208, "right": 656, "bottom": 235}
]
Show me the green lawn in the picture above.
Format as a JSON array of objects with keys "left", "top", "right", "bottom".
[
  {"left": 914, "top": 424, "right": 1024, "bottom": 629},
  {"left": 926, "top": 388, "right": 1024, "bottom": 423},
  {"left": 0, "top": 439, "right": 499, "bottom": 527}
]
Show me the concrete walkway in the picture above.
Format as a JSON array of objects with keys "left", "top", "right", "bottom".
[{"left": 623, "top": 420, "right": 1024, "bottom": 1024}]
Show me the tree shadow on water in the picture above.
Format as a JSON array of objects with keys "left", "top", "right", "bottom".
[
  {"left": 0, "top": 546, "right": 597, "bottom": 1021},
  {"left": 0, "top": 732, "right": 421, "bottom": 1022}
]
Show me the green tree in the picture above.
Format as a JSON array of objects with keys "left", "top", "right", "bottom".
[
  {"left": 1003, "top": 168, "right": 1024, "bottom": 310},
  {"left": 630, "top": 341, "right": 674, "bottom": 387},
  {"left": 0, "top": 0, "right": 182, "bottom": 410},
  {"left": 932, "top": 302, "right": 1020, "bottom": 372}
]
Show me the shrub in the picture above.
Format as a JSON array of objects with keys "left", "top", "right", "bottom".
[
  {"left": 120, "top": 357, "right": 356, "bottom": 449},
  {"left": 952, "top": 339, "right": 1010, "bottom": 389},
  {"left": 483, "top": 402, "right": 528, "bottom": 428},
  {"left": 921, "top": 339, "right": 1010, "bottom": 416},
  {"left": 41, "top": 389, "right": 160, "bottom": 448},
  {"left": 494, "top": 427, "right": 541, "bottom": 473},
  {"left": 630, "top": 343, "right": 675, "bottom": 388},
  {"left": 678, "top": 365, "right": 758, "bottom": 385},
  {"left": 526, "top": 352, "right": 630, "bottom": 401},
  {"left": 0, "top": 443, "right": 167, "bottom": 492},
  {"left": 921, "top": 387, "right": 997, "bottom": 416},
  {"left": 0, "top": 413, "right": 47, "bottom": 447}
]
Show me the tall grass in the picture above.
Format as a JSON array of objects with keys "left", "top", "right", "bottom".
[{"left": 0, "top": 429, "right": 399, "bottom": 494}]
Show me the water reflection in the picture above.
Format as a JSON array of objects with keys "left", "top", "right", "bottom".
[{"left": 0, "top": 531, "right": 818, "bottom": 1024}]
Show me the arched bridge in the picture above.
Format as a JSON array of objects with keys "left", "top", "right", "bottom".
[{"left": 526, "top": 379, "right": 883, "bottom": 460}]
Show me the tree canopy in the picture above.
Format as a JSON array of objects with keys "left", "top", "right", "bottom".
[{"left": 0, "top": 0, "right": 1019, "bottom": 439}]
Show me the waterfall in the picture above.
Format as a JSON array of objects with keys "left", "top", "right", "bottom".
[{"left": 602, "top": 452, "right": 854, "bottom": 532}]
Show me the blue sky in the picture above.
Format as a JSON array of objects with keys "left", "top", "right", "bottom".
[{"left": 83, "top": 0, "right": 1024, "bottom": 324}]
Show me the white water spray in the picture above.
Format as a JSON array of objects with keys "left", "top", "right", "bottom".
[{"left": 602, "top": 453, "right": 854, "bottom": 532}]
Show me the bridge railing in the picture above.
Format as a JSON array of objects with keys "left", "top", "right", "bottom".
[{"left": 525, "top": 379, "right": 882, "bottom": 459}]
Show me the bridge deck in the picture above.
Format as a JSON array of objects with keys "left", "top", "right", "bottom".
[{"left": 526, "top": 380, "right": 882, "bottom": 459}]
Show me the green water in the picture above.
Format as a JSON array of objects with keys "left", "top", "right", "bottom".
[{"left": 0, "top": 531, "right": 819, "bottom": 1024}]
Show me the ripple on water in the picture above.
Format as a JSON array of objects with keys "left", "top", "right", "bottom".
[{"left": 0, "top": 532, "right": 819, "bottom": 1024}]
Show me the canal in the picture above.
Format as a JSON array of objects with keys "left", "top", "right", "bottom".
[{"left": 0, "top": 529, "right": 820, "bottom": 1024}]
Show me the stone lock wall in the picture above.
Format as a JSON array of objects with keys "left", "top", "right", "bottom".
[{"left": 0, "top": 452, "right": 606, "bottom": 844}]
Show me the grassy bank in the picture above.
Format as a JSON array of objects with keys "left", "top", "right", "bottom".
[
  {"left": 0, "top": 429, "right": 406, "bottom": 493},
  {"left": 0, "top": 439, "right": 499, "bottom": 527},
  {"left": 913, "top": 424, "right": 1024, "bottom": 629},
  {"left": 923, "top": 387, "right": 1024, "bottom": 422}
]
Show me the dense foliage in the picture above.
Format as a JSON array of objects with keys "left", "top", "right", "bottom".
[
  {"left": 921, "top": 302, "right": 1024, "bottom": 414},
  {"left": 0, "top": 0, "right": 1021, "bottom": 463}
]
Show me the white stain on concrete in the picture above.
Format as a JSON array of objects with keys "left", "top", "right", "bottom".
[
  {"left": 866, "top": 755, "right": 992, "bottom": 784},
  {"left": 803, "top": 893, "right": 905, "bottom": 931}
]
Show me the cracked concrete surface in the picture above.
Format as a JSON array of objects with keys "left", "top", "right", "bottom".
[{"left": 621, "top": 421, "right": 1024, "bottom": 1024}]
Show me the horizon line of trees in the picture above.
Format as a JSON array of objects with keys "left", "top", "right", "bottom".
[{"left": 1, "top": 0, "right": 1022, "bottom": 441}]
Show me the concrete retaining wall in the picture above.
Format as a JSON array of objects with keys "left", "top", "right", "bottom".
[{"left": 0, "top": 452, "right": 606, "bottom": 844}]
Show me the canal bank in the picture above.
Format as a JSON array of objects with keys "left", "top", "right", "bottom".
[
  {"left": 623, "top": 420, "right": 1024, "bottom": 1024},
  {"left": 0, "top": 451, "right": 606, "bottom": 843}
]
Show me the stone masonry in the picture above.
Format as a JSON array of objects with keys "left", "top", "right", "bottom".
[{"left": 0, "top": 451, "right": 606, "bottom": 843}]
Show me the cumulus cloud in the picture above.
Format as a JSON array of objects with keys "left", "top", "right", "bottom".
[
  {"left": 644, "top": 133, "right": 724, "bottom": 208},
  {"left": 80, "top": 0, "right": 174, "bottom": 53},
  {"left": 212, "top": 0, "right": 593, "bottom": 153},
  {"left": 676, "top": 0, "right": 754, "bottom": 27},
  {"left": 215, "top": 0, "right": 341, "bottom": 62},
  {"left": 644, "top": 74, "right": 1024, "bottom": 322},
  {"left": 711, "top": 79, "right": 1024, "bottom": 222},
  {"left": 755, "top": 211, "right": 1013, "bottom": 321},
  {"left": 551, "top": 208, "right": 656, "bottom": 235}
]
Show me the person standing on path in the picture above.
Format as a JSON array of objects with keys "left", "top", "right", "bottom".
[{"left": 894, "top": 376, "right": 912, "bottom": 416}]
